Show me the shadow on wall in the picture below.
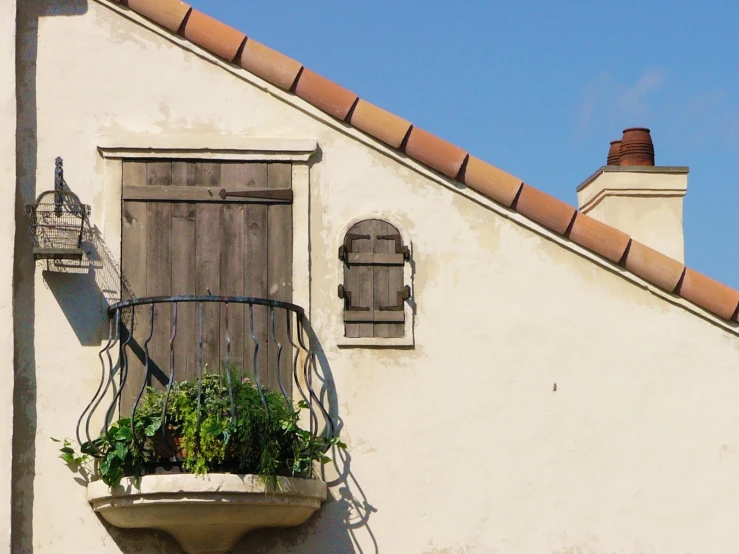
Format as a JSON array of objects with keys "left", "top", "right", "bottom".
[
  {"left": 235, "top": 325, "right": 379, "bottom": 554},
  {"left": 12, "top": 0, "right": 89, "bottom": 552},
  {"left": 42, "top": 224, "right": 128, "bottom": 346}
]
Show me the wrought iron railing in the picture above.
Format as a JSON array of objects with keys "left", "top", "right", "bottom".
[{"left": 77, "top": 295, "right": 333, "bottom": 472}]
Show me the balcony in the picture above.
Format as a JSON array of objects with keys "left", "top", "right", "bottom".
[{"left": 76, "top": 295, "right": 335, "bottom": 554}]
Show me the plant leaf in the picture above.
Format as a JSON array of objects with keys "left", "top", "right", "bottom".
[
  {"left": 114, "top": 442, "right": 129, "bottom": 462},
  {"left": 144, "top": 418, "right": 162, "bottom": 437},
  {"left": 114, "top": 426, "right": 132, "bottom": 441}
]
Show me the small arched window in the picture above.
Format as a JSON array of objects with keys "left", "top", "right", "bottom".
[{"left": 338, "top": 220, "right": 410, "bottom": 338}]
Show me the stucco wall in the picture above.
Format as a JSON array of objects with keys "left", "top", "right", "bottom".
[{"left": 12, "top": 2, "right": 739, "bottom": 553}]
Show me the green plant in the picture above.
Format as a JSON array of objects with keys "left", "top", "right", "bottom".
[{"left": 56, "top": 365, "right": 344, "bottom": 488}]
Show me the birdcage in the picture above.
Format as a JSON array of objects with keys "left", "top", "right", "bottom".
[{"left": 25, "top": 157, "right": 91, "bottom": 260}]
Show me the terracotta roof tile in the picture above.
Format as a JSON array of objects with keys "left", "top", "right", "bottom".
[
  {"left": 347, "top": 99, "right": 411, "bottom": 149},
  {"left": 622, "top": 240, "right": 684, "bottom": 292},
  {"left": 460, "top": 155, "right": 522, "bottom": 207},
  {"left": 568, "top": 213, "right": 630, "bottom": 264},
  {"left": 514, "top": 184, "right": 576, "bottom": 236},
  {"left": 294, "top": 69, "right": 358, "bottom": 121},
  {"left": 181, "top": 9, "right": 246, "bottom": 62},
  {"left": 239, "top": 39, "right": 302, "bottom": 92},
  {"left": 110, "top": 0, "right": 739, "bottom": 323},
  {"left": 403, "top": 127, "right": 467, "bottom": 179},
  {"left": 122, "top": 0, "right": 191, "bottom": 33},
  {"left": 676, "top": 268, "right": 739, "bottom": 320}
]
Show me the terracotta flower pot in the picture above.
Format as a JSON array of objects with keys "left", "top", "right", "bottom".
[
  {"left": 152, "top": 426, "right": 187, "bottom": 460},
  {"left": 607, "top": 140, "right": 621, "bottom": 165},
  {"left": 620, "top": 127, "right": 654, "bottom": 166}
]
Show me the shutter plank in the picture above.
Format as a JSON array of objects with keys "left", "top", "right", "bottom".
[
  {"left": 220, "top": 164, "right": 248, "bottom": 374},
  {"left": 172, "top": 202, "right": 197, "bottom": 381},
  {"left": 120, "top": 195, "right": 147, "bottom": 415},
  {"left": 343, "top": 221, "right": 373, "bottom": 338},
  {"left": 172, "top": 161, "right": 196, "bottom": 187},
  {"left": 243, "top": 164, "right": 269, "bottom": 385},
  {"left": 146, "top": 201, "right": 173, "bottom": 391},
  {"left": 196, "top": 204, "right": 221, "bottom": 373},
  {"left": 373, "top": 221, "right": 393, "bottom": 338},
  {"left": 195, "top": 162, "right": 222, "bottom": 188},
  {"left": 387, "top": 253, "right": 406, "bottom": 338},
  {"left": 267, "top": 163, "right": 293, "bottom": 392},
  {"left": 146, "top": 161, "right": 172, "bottom": 187}
]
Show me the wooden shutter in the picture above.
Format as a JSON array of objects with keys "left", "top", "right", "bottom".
[
  {"left": 341, "top": 220, "right": 408, "bottom": 338},
  {"left": 120, "top": 160, "right": 292, "bottom": 414}
]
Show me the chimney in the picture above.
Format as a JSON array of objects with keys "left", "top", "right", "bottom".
[{"left": 576, "top": 128, "right": 689, "bottom": 262}]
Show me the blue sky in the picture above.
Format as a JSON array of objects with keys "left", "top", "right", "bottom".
[{"left": 189, "top": 0, "right": 739, "bottom": 288}]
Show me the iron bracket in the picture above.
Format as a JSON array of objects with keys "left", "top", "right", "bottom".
[
  {"left": 338, "top": 284, "right": 370, "bottom": 311},
  {"left": 379, "top": 285, "right": 411, "bottom": 311},
  {"left": 338, "top": 233, "right": 371, "bottom": 262},
  {"left": 376, "top": 234, "right": 410, "bottom": 261}
]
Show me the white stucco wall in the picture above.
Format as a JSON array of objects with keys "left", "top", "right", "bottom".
[
  {"left": 0, "top": 2, "right": 16, "bottom": 552},
  {"left": 12, "top": 2, "right": 739, "bottom": 553}
]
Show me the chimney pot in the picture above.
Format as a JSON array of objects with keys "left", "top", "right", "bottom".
[
  {"left": 607, "top": 140, "right": 621, "bottom": 165},
  {"left": 620, "top": 127, "right": 654, "bottom": 166}
]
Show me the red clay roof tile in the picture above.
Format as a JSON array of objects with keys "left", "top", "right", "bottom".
[
  {"left": 122, "top": 0, "right": 191, "bottom": 33},
  {"left": 514, "top": 184, "right": 576, "bottom": 236},
  {"left": 568, "top": 213, "right": 631, "bottom": 264},
  {"left": 294, "top": 69, "right": 358, "bottom": 121},
  {"left": 676, "top": 268, "right": 739, "bottom": 320},
  {"left": 622, "top": 240, "right": 684, "bottom": 292},
  {"left": 239, "top": 39, "right": 302, "bottom": 92},
  {"left": 403, "top": 127, "right": 467, "bottom": 179},
  {"left": 460, "top": 156, "right": 522, "bottom": 207},
  {"left": 181, "top": 9, "right": 246, "bottom": 62},
  {"left": 347, "top": 99, "right": 411, "bottom": 149}
]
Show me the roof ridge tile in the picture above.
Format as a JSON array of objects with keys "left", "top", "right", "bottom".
[
  {"left": 120, "top": 0, "right": 191, "bottom": 34},
  {"left": 181, "top": 8, "right": 246, "bottom": 62},
  {"left": 514, "top": 184, "right": 576, "bottom": 236},
  {"left": 240, "top": 38, "right": 303, "bottom": 92},
  {"left": 402, "top": 126, "right": 467, "bottom": 179},
  {"left": 676, "top": 268, "right": 739, "bottom": 321},
  {"left": 294, "top": 68, "right": 358, "bottom": 121},
  {"left": 460, "top": 155, "right": 522, "bottom": 208},
  {"left": 568, "top": 212, "right": 631, "bottom": 264},
  {"left": 622, "top": 240, "right": 684, "bottom": 292},
  {"left": 347, "top": 99, "right": 412, "bottom": 149}
]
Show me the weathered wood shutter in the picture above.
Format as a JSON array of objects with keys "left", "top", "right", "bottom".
[
  {"left": 120, "top": 160, "right": 292, "bottom": 413},
  {"left": 340, "top": 220, "right": 409, "bottom": 338}
]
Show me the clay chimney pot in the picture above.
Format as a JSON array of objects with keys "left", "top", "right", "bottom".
[
  {"left": 620, "top": 127, "right": 654, "bottom": 166},
  {"left": 607, "top": 140, "right": 621, "bottom": 166}
]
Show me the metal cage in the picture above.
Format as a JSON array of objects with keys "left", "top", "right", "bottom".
[{"left": 25, "top": 157, "right": 90, "bottom": 260}]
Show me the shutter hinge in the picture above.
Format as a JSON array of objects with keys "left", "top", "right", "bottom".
[
  {"left": 338, "top": 233, "right": 371, "bottom": 262},
  {"left": 376, "top": 234, "right": 410, "bottom": 261},
  {"left": 379, "top": 285, "right": 411, "bottom": 311}
]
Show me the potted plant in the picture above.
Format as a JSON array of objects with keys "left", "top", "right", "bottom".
[
  {"left": 57, "top": 365, "right": 343, "bottom": 487},
  {"left": 55, "top": 365, "right": 344, "bottom": 553}
]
